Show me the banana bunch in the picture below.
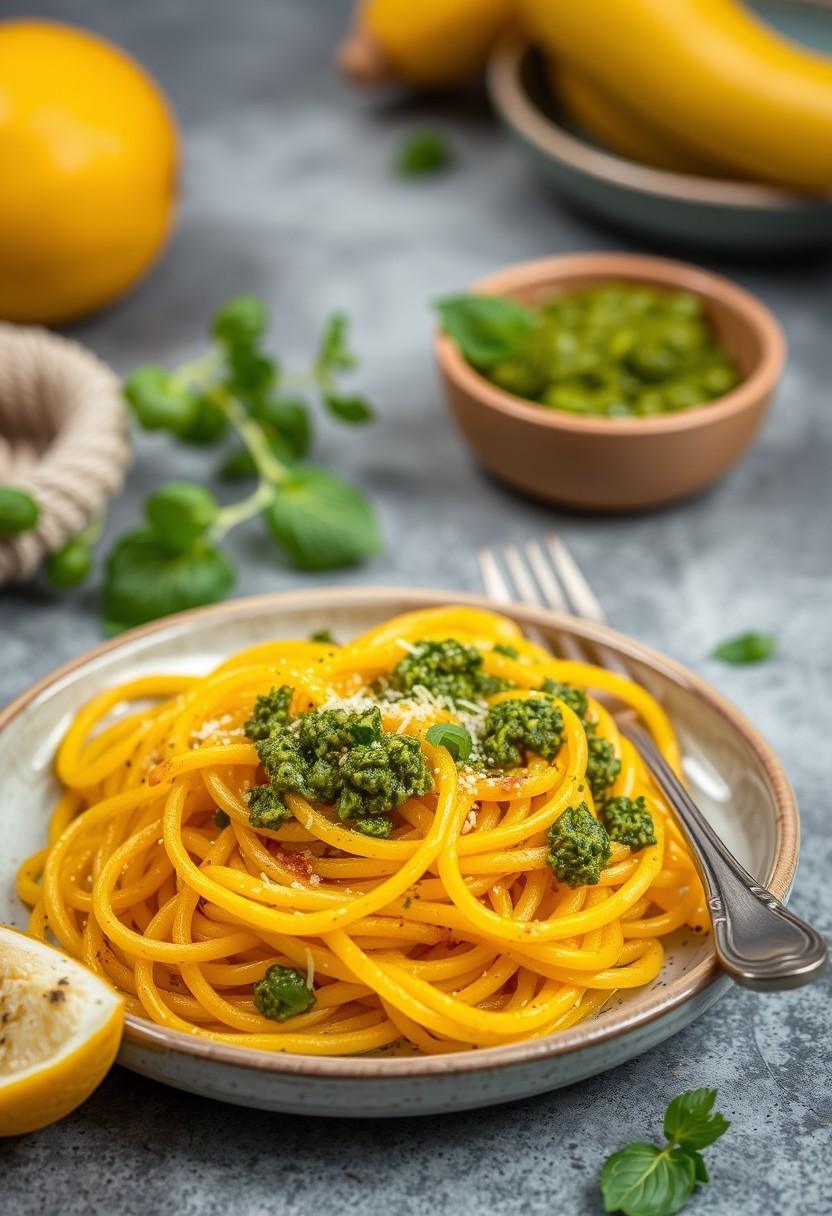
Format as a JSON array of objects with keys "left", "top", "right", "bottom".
[{"left": 522, "top": 0, "right": 832, "bottom": 191}]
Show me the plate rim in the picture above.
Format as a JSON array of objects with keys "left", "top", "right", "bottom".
[{"left": 0, "top": 585, "right": 798, "bottom": 1079}]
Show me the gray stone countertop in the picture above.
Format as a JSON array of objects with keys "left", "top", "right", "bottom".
[{"left": 2, "top": 2, "right": 830, "bottom": 1212}]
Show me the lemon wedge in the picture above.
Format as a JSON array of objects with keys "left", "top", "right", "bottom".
[{"left": 0, "top": 925, "right": 124, "bottom": 1136}]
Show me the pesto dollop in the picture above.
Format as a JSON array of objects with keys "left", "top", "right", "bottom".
[{"left": 440, "top": 284, "right": 740, "bottom": 419}]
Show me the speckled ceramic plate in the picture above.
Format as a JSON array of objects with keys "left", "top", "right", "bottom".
[{"left": 0, "top": 589, "right": 798, "bottom": 1117}]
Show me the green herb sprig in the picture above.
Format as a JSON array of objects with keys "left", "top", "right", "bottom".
[
  {"left": 600, "top": 1088, "right": 729, "bottom": 1216},
  {"left": 34, "top": 296, "right": 380, "bottom": 631}
]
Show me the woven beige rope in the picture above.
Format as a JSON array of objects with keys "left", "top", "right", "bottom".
[{"left": 0, "top": 323, "right": 131, "bottom": 584}]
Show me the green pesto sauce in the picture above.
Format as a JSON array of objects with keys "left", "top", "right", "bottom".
[{"left": 483, "top": 284, "right": 740, "bottom": 419}]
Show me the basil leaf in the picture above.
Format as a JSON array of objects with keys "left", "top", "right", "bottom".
[
  {"left": 212, "top": 295, "right": 268, "bottom": 347},
  {"left": 664, "top": 1089, "right": 730, "bottom": 1152},
  {"left": 266, "top": 466, "right": 380, "bottom": 570},
  {"left": 395, "top": 130, "right": 451, "bottom": 176},
  {"left": 324, "top": 392, "right": 375, "bottom": 424},
  {"left": 425, "top": 723, "right": 473, "bottom": 763},
  {"left": 600, "top": 1144, "right": 696, "bottom": 1216},
  {"left": 317, "top": 312, "right": 356, "bottom": 373},
  {"left": 103, "top": 531, "right": 235, "bottom": 631},
  {"left": 435, "top": 294, "right": 536, "bottom": 368},
  {"left": 0, "top": 487, "right": 39, "bottom": 536},
  {"left": 713, "top": 632, "right": 776, "bottom": 665}
]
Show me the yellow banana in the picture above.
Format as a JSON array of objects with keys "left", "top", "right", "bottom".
[
  {"left": 339, "top": 0, "right": 514, "bottom": 88},
  {"left": 552, "top": 63, "right": 727, "bottom": 177},
  {"left": 521, "top": 0, "right": 832, "bottom": 191}
]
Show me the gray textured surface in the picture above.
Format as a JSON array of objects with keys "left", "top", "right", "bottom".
[{"left": 2, "top": 1, "right": 831, "bottom": 1212}]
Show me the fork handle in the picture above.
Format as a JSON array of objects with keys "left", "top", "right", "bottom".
[{"left": 620, "top": 721, "right": 828, "bottom": 992}]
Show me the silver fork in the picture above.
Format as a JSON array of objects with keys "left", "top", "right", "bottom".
[{"left": 479, "top": 535, "right": 827, "bottom": 992}]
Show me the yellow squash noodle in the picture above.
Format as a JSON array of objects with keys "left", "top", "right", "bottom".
[{"left": 18, "top": 606, "right": 707, "bottom": 1055}]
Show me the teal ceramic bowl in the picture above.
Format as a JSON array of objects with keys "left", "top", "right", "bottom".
[{"left": 488, "top": 2, "right": 832, "bottom": 252}]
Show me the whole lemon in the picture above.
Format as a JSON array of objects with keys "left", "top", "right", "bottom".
[{"left": 0, "top": 20, "right": 179, "bottom": 325}]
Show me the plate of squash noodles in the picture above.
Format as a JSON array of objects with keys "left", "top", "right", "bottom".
[{"left": 2, "top": 590, "right": 796, "bottom": 1116}]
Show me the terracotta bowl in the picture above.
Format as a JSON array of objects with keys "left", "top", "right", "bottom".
[{"left": 435, "top": 252, "right": 786, "bottom": 512}]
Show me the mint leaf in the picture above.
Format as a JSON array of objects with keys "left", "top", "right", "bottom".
[
  {"left": 254, "top": 397, "right": 312, "bottom": 459},
  {"left": 395, "top": 130, "right": 451, "bottom": 176},
  {"left": 145, "top": 483, "right": 218, "bottom": 554},
  {"left": 103, "top": 531, "right": 235, "bottom": 631},
  {"left": 177, "top": 394, "right": 228, "bottom": 445},
  {"left": 0, "top": 487, "right": 39, "bottom": 537},
  {"left": 324, "top": 392, "right": 375, "bottom": 424},
  {"left": 664, "top": 1089, "right": 730, "bottom": 1152},
  {"left": 435, "top": 294, "right": 535, "bottom": 368},
  {"left": 227, "top": 345, "right": 277, "bottom": 398},
  {"left": 601, "top": 1144, "right": 696, "bottom": 1216},
  {"left": 46, "top": 538, "right": 93, "bottom": 589},
  {"left": 266, "top": 466, "right": 379, "bottom": 570},
  {"left": 317, "top": 312, "right": 356, "bottom": 373},
  {"left": 713, "top": 632, "right": 776, "bottom": 665},
  {"left": 686, "top": 1151, "right": 708, "bottom": 1185},
  {"left": 212, "top": 295, "right": 268, "bottom": 347},
  {"left": 123, "top": 366, "right": 198, "bottom": 434},
  {"left": 425, "top": 723, "right": 473, "bottom": 763}
]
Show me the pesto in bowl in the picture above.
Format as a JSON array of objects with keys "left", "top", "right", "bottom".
[{"left": 437, "top": 282, "right": 740, "bottom": 419}]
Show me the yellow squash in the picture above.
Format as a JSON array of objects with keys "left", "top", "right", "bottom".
[
  {"left": 339, "top": 0, "right": 514, "bottom": 87},
  {"left": 521, "top": 0, "right": 832, "bottom": 191},
  {"left": 0, "top": 20, "right": 179, "bottom": 325},
  {"left": 0, "top": 925, "right": 123, "bottom": 1136}
]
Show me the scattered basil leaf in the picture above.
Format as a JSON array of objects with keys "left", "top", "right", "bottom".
[
  {"left": 713, "top": 632, "right": 776, "bottom": 665},
  {"left": 324, "top": 392, "right": 375, "bottom": 424},
  {"left": 317, "top": 312, "right": 356, "bottom": 373},
  {"left": 123, "top": 366, "right": 198, "bottom": 434},
  {"left": 601, "top": 1143, "right": 696, "bottom": 1216},
  {"left": 435, "top": 294, "right": 536, "bottom": 368},
  {"left": 45, "top": 538, "right": 93, "bottom": 589},
  {"left": 145, "top": 483, "right": 218, "bottom": 554},
  {"left": 425, "top": 723, "right": 473, "bottom": 763},
  {"left": 212, "top": 809, "right": 231, "bottom": 828},
  {"left": 103, "top": 531, "right": 235, "bottom": 632},
  {"left": 395, "top": 130, "right": 451, "bottom": 176},
  {"left": 663, "top": 1089, "right": 730, "bottom": 1152},
  {"left": 600, "top": 1089, "right": 729, "bottom": 1216},
  {"left": 0, "top": 487, "right": 39, "bottom": 537},
  {"left": 266, "top": 466, "right": 380, "bottom": 571},
  {"left": 212, "top": 295, "right": 268, "bottom": 347}
]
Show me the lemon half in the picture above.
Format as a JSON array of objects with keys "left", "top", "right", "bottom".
[{"left": 0, "top": 925, "right": 124, "bottom": 1136}]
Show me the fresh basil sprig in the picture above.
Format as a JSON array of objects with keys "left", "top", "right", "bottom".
[
  {"left": 601, "top": 1089, "right": 730, "bottom": 1216},
  {"left": 52, "top": 295, "right": 380, "bottom": 630}
]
